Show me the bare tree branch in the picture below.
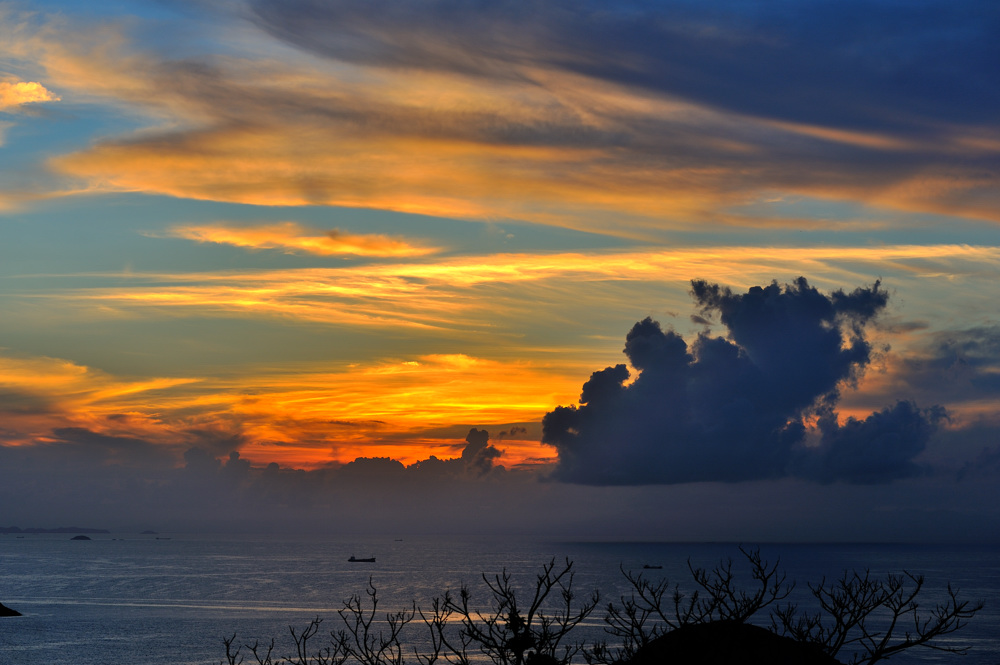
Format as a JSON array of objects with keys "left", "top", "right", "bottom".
[
  {"left": 222, "top": 550, "right": 981, "bottom": 665},
  {"left": 773, "top": 569, "right": 983, "bottom": 664}
]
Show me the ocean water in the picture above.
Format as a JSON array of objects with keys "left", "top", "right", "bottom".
[{"left": 0, "top": 534, "right": 997, "bottom": 665}]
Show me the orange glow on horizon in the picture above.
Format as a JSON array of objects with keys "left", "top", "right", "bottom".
[
  {"left": 0, "top": 350, "right": 578, "bottom": 470},
  {"left": 235, "top": 436, "right": 557, "bottom": 471}
]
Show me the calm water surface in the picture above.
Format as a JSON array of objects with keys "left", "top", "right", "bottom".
[{"left": 0, "top": 534, "right": 997, "bottom": 664}]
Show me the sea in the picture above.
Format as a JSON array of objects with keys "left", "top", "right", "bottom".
[{"left": 0, "top": 534, "right": 997, "bottom": 665}]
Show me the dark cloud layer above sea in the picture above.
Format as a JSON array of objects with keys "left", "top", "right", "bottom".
[
  {"left": 542, "top": 278, "right": 946, "bottom": 485},
  {"left": 0, "top": 426, "right": 513, "bottom": 531},
  {"left": 0, "top": 397, "right": 997, "bottom": 539}
]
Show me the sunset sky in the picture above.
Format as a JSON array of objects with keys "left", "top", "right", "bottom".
[{"left": 1, "top": 0, "right": 999, "bottom": 540}]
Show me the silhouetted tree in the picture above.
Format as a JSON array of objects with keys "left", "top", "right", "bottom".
[
  {"left": 585, "top": 546, "right": 792, "bottom": 663},
  {"left": 434, "top": 558, "right": 599, "bottom": 665},
  {"left": 335, "top": 578, "right": 415, "bottom": 665},
  {"left": 222, "top": 549, "right": 982, "bottom": 665},
  {"left": 772, "top": 569, "right": 982, "bottom": 664}
]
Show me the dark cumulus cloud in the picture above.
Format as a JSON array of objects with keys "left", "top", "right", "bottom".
[
  {"left": 496, "top": 426, "right": 528, "bottom": 441},
  {"left": 406, "top": 428, "right": 505, "bottom": 480},
  {"left": 543, "top": 278, "right": 944, "bottom": 485},
  {"left": 460, "top": 427, "right": 503, "bottom": 474}
]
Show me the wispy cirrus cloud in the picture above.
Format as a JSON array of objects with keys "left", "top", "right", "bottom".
[
  {"left": 1, "top": 2, "right": 995, "bottom": 232},
  {"left": 166, "top": 221, "right": 439, "bottom": 257},
  {"left": 17, "top": 243, "right": 1000, "bottom": 333}
]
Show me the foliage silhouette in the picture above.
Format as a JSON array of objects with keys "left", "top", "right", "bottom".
[{"left": 221, "top": 549, "right": 982, "bottom": 665}]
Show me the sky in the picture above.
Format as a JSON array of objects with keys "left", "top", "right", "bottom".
[{"left": 0, "top": 0, "right": 999, "bottom": 540}]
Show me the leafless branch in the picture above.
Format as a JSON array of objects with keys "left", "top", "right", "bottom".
[
  {"left": 336, "top": 578, "right": 415, "bottom": 665},
  {"left": 773, "top": 569, "right": 983, "bottom": 664}
]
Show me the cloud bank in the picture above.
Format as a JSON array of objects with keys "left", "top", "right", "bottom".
[
  {"left": 0, "top": 425, "right": 514, "bottom": 531},
  {"left": 543, "top": 278, "right": 946, "bottom": 485},
  {"left": 2, "top": 416, "right": 996, "bottom": 541}
]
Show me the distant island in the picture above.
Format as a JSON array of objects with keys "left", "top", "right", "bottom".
[{"left": 1, "top": 526, "right": 110, "bottom": 534}]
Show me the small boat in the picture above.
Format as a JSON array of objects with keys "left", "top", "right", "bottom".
[
  {"left": 348, "top": 555, "right": 375, "bottom": 563},
  {"left": 642, "top": 564, "right": 663, "bottom": 569}
]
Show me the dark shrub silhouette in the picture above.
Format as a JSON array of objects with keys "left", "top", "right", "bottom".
[{"left": 626, "top": 621, "right": 841, "bottom": 665}]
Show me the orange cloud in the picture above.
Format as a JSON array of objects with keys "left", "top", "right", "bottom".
[
  {"left": 169, "top": 222, "right": 439, "bottom": 257},
  {"left": 0, "top": 80, "right": 59, "bottom": 109},
  {"left": 0, "top": 350, "right": 572, "bottom": 469},
  {"left": 50, "top": 123, "right": 696, "bottom": 231},
  {"left": 0, "top": 354, "right": 197, "bottom": 446},
  {"left": 214, "top": 354, "right": 575, "bottom": 468}
]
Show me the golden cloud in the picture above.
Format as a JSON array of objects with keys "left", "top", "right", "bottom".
[
  {"left": 169, "top": 221, "right": 439, "bottom": 257},
  {"left": 0, "top": 353, "right": 196, "bottom": 446},
  {"left": 0, "top": 355, "right": 191, "bottom": 405},
  {"left": 200, "top": 354, "right": 573, "bottom": 468},
  {"left": 0, "top": 80, "right": 59, "bottom": 109},
  {"left": 18, "top": 244, "right": 999, "bottom": 356}
]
